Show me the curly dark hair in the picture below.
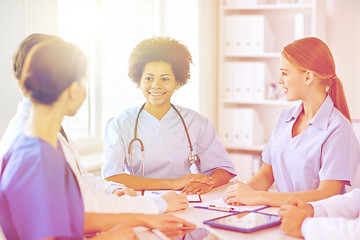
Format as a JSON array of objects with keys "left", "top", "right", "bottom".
[{"left": 128, "top": 36, "right": 193, "bottom": 87}]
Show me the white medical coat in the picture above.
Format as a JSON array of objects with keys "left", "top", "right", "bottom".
[
  {"left": 103, "top": 105, "right": 236, "bottom": 178},
  {"left": 302, "top": 189, "right": 360, "bottom": 239},
  {"left": 0, "top": 98, "right": 161, "bottom": 214}
]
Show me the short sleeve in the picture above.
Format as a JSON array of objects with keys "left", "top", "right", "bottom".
[
  {"left": 261, "top": 137, "right": 273, "bottom": 166},
  {"left": 102, "top": 119, "right": 127, "bottom": 178},
  {"left": 261, "top": 110, "right": 285, "bottom": 167},
  {"left": 4, "top": 151, "right": 78, "bottom": 239},
  {"left": 320, "top": 125, "right": 360, "bottom": 185},
  {"left": 195, "top": 119, "right": 236, "bottom": 176}
]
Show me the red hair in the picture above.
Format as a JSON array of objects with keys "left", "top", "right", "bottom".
[{"left": 282, "top": 37, "right": 351, "bottom": 122}]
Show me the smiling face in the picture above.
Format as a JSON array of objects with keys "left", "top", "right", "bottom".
[
  {"left": 279, "top": 56, "right": 308, "bottom": 101},
  {"left": 140, "top": 61, "right": 180, "bottom": 113}
]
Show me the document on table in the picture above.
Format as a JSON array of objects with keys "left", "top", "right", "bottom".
[
  {"left": 194, "top": 198, "right": 267, "bottom": 213},
  {"left": 144, "top": 190, "right": 202, "bottom": 203}
]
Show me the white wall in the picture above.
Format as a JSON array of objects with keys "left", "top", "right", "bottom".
[
  {"left": 325, "top": 0, "right": 360, "bottom": 119},
  {"left": 0, "top": 0, "right": 58, "bottom": 138},
  {"left": 198, "top": 0, "right": 219, "bottom": 126},
  {"left": 0, "top": 0, "right": 24, "bottom": 138},
  {"left": 159, "top": 0, "right": 200, "bottom": 114},
  {"left": 1, "top": 0, "right": 360, "bottom": 139}
]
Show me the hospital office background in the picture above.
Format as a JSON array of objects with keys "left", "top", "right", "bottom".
[{"left": 1, "top": 0, "right": 360, "bottom": 180}]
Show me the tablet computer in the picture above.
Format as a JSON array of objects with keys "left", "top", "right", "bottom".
[{"left": 203, "top": 211, "right": 281, "bottom": 233}]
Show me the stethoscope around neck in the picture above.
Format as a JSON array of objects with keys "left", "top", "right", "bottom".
[{"left": 128, "top": 103, "right": 199, "bottom": 177}]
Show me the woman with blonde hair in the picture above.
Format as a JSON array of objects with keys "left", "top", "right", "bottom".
[{"left": 224, "top": 37, "right": 360, "bottom": 207}]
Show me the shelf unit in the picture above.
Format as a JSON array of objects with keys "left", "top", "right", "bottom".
[{"left": 217, "top": 0, "right": 325, "bottom": 179}]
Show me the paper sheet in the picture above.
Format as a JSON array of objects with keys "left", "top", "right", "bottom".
[
  {"left": 195, "top": 197, "right": 266, "bottom": 212},
  {"left": 144, "top": 190, "right": 201, "bottom": 203}
]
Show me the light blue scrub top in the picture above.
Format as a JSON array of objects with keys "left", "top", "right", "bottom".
[
  {"left": 103, "top": 105, "right": 236, "bottom": 179},
  {"left": 0, "top": 133, "right": 84, "bottom": 240},
  {"left": 262, "top": 95, "right": 360, "bottom": 193}
]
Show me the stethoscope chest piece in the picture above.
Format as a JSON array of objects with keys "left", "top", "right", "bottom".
[{"left": 188, "top": 151, "right": 199, "bottom": 164}]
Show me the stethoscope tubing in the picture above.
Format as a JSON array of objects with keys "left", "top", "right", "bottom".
[{"left": 128, "top": 103, "right": 198, "bottom": 176}]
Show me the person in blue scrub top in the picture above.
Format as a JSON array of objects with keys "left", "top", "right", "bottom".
[
  {"left": 224, "top": 37, "right": 360, "bottom": 207},
  {"left": 0, "top": 38, "right": 194, "bottom": 239},
  {"left": 102, "top": 36, "right": 236, "bottom": 195},
  {"left": 0, "top": 33, "right": 188, "bottom": 214}
]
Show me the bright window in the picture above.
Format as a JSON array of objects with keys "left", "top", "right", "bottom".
[{"left": 57, "top": 0, "right": 199, "bottom": 152}]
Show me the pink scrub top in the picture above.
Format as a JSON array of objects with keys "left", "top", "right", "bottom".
[
  {"left": 0, "top": 133, "right": 84, "bottom": 240},
  {"left": 262, "top": 95, "right": 360, "bottom": 193}
]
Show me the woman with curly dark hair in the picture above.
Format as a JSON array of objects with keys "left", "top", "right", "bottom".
[{"left": 103, "top": 36, "right": 236, "bottom": 196}]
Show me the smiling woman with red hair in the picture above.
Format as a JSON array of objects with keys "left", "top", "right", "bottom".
[
  {"left": 224, "top": 37, "right": 360, "bottom": 207},
  {"left": 282, "top": 37, "right": 351, "bottom": 122}
]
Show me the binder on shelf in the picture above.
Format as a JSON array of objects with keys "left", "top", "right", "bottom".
[
  {"left": 223, "top": 15, "right": 235, "bottom": 54},
  {"left": 253, "top": 62, "right": 266, "bottom": 100},
  {"left": 233, "top": 61, "right": 260, "bottom": 101},
  {"left": 219, "top": 108, "right": 264, "bottom": 148},
  {"left": 233, "top": 15, "right": 245, "bottom": 54},
  {"left": 241, "top": 108, "right": 264, "bottom": 147},
  {"left": 229, "top": 153, "right": 254, "bottom": 181},
  {"left": 246, "top": 15, "right": 265, "bottom": 54},
  {"left": 241, "top": 62, "right": 254, "bottom": 100},
  {"left": 251, "top": 154, "right": 263, "bottom": 176},
  {"left": 232, "top": 109, "right": 244, "bottom": 147},
  {"left": 232, "top": 62, "right": 244, "bottom": 100},
  {"left": 219, "top": 108, "right": 234, "bottom": 148},
  {"left": 223, "top": 62, "right": 235, "bottom": 100},
  {"left": 223, "top": 61, "right": 266, "bottom": 102},
  {"left": 225, "top": 15, "right": 265, "bottom": 55}
]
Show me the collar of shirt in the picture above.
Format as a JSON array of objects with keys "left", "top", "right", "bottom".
[
  {"left": 284, "top": 95, "right": 334, "bottom": 130},
  {"left": 141, "top": 104, "right": 179, "bottom": 124},
  {"left": 17, "top": 97, "right": 31, "bottom": 112}
]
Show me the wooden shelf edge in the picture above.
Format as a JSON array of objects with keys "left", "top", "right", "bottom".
[
  {"left": 224, "top": 52, "right": 280, "bottom": 58},
  {"left": 221, "top": 99, "right": 300, "bottom": 106},
  {"left": 222, "top": 4, "right": 313, "bottom": 11},
  {"left": 226, "top": 146, "right": 265, "bottom": 155}
]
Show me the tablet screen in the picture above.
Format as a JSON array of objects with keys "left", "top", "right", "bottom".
[{"left": 204, "top": 211, "right": 281, "bottom": 233}]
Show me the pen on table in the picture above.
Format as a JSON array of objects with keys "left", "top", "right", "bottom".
[
  {"left": 208, "top": 204, "right": 234, "bottom": 212},
  {"left": 151, "top": 191, "right": 162, "bottom": 195}
]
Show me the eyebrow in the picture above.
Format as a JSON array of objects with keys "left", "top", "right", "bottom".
[{"left": 144, "top": 73, "right": 172, "bottom": 76}]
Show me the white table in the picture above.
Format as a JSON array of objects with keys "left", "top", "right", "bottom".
[{"left": 137, "top": 184, "right": 299, "bottom": 239}]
